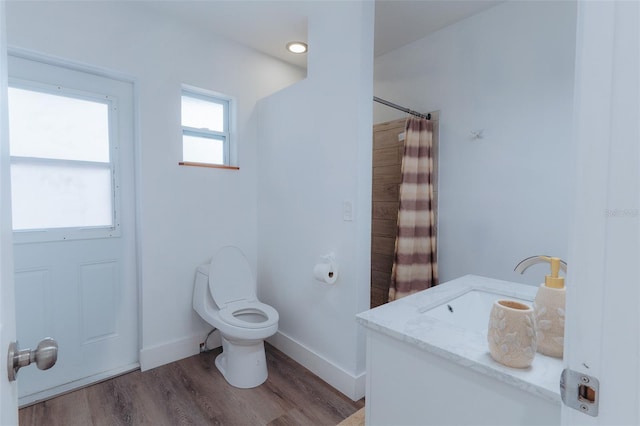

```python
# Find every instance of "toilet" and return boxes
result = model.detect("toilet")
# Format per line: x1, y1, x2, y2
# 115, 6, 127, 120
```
193, 246, 279, 388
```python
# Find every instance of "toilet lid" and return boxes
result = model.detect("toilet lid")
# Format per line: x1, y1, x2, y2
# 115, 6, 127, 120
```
208, 246, 256, 307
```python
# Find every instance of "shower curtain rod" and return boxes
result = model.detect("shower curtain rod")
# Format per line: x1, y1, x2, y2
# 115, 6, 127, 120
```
373, 96, 431, 120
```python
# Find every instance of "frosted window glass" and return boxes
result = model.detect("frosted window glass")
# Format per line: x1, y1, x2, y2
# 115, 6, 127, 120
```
183, 135, 224, 165
181, 95, 225, 132
8, 87, 110, 162
11, 162, 113, 230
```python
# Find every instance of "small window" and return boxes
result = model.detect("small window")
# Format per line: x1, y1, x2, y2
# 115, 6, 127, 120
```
181, 87, 232, 166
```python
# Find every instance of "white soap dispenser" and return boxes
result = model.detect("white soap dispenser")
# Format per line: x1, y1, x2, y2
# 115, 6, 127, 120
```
514, 255, 566, 358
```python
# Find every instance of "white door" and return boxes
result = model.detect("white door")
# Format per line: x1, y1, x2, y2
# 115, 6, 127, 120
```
563, 1, 640, 425
7, 54, 138, 406
0, 2, 19, 424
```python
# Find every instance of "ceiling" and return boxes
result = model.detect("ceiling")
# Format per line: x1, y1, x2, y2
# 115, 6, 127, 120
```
142, 0, 502, 69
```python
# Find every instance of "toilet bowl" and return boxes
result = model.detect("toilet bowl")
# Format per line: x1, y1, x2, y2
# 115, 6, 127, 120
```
193, 246, 279, 388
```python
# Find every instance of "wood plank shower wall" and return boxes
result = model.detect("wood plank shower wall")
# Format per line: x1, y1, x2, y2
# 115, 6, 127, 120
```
371, 119, 405, 308
370, 116, 438, 308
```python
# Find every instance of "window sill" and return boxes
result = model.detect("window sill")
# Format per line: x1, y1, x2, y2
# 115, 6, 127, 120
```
178, 161, 239, 170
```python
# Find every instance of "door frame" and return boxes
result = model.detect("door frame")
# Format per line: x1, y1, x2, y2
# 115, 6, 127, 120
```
563, 1, 640, 425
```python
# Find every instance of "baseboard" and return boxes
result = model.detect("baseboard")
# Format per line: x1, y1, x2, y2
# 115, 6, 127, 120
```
267, 331, 366, 401
140, 332, 220, 371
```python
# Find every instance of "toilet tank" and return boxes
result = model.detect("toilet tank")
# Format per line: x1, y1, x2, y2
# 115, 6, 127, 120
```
193, 264, 212, 316
196, 264, 208, 278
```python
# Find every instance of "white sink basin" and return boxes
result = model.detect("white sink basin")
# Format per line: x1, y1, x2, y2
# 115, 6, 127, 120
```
420, 289, 532, 332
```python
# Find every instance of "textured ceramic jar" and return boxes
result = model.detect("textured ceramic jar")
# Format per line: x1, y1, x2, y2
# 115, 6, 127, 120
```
487, 300, 537, 368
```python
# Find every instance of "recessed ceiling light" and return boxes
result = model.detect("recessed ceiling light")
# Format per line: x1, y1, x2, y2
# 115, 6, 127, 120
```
286, 41, 308, 54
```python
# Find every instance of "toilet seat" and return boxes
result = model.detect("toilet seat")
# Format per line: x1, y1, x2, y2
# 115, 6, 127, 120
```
219, 300, 279, 329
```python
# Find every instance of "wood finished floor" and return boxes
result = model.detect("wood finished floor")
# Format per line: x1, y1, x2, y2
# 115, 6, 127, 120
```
19, 343, 364, 426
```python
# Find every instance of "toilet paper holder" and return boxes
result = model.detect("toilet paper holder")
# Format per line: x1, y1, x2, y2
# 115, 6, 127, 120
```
314, 253, 338, 284
321, 253, 336, 278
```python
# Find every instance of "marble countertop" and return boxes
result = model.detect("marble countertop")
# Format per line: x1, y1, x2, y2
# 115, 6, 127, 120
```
356, 274, 564, 404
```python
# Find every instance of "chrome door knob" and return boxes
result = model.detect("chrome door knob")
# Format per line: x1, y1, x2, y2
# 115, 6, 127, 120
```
33, 338, 58, 370
7, 337, 58, 382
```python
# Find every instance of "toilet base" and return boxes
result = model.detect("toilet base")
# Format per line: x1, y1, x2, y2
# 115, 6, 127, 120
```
215, 336, 268, 388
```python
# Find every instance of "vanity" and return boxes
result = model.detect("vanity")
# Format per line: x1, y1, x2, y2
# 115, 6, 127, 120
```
357, 275, 562, 426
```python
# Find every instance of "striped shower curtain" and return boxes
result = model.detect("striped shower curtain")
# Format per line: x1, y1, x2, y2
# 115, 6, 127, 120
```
388, 116, 437, 301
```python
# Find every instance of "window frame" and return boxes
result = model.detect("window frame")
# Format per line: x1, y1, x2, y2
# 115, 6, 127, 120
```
180, 85, 234, 167
8, 78, 122, 243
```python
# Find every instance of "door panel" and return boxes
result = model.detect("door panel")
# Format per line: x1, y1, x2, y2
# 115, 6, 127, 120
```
8, 54, 138, 406
0, 2, 19, 422
563, 2, 640, 424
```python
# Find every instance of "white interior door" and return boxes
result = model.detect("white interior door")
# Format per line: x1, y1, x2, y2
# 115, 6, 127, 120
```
0, 3, 19, 424
8, 53, 139, 406
564, 1, 640, 425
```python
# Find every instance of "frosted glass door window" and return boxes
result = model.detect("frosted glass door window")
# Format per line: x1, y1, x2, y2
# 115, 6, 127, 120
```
9, 88, 110, 162
11, 162, 113, 230
8, 85, 116, 235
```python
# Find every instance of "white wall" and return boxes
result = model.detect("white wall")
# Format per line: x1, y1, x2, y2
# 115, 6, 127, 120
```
374, 1, 577, 286
6, 1, 304, 369
257, 1, 373, 400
